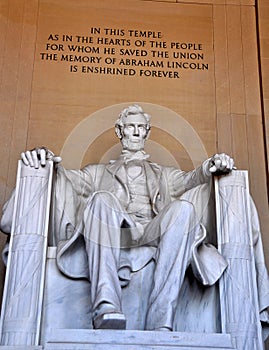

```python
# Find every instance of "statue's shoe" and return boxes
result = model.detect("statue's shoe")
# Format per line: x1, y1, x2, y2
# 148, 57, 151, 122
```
154, 327, 172, 331
93, 312, 126, 329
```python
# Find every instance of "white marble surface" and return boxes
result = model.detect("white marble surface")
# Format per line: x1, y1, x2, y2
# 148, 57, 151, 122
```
0, 161, 53, 347
44, 329, 235, 350
1, 105, 268, 349
215, 171, 265, 350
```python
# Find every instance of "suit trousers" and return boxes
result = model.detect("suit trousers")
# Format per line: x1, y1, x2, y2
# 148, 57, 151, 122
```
82, 191, 201, 330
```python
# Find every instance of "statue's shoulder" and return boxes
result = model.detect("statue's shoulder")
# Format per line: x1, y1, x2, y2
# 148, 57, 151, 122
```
82, 163, 106, 176
83, 163, 106, 170
147, 160, 163, 170
148, 162, 179, 175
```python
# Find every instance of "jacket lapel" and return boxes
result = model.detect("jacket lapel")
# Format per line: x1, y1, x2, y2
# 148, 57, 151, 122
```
106, 160, 127, 185
104, 160, 130, 204
143, 161, 163, 213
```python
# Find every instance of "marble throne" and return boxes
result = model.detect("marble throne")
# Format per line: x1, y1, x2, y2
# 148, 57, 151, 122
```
0, 160, 268, 350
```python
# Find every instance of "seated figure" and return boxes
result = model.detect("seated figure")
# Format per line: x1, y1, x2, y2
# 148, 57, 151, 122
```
7, 104, 269, 336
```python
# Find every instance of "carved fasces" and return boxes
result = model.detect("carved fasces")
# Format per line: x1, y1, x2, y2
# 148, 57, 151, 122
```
0, 161, 53, 346
215, 171, 264, 350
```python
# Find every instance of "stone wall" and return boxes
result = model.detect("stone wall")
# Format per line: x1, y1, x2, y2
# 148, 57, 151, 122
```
0, 0, 268, 308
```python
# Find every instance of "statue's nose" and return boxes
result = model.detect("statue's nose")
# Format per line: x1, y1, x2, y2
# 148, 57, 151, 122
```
133, 125, 139, 136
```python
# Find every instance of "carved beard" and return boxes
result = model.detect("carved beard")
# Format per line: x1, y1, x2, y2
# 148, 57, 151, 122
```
121, 137, 146, 152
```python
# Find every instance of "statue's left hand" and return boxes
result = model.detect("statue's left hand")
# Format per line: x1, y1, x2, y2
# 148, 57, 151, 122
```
208, 153, 235, 175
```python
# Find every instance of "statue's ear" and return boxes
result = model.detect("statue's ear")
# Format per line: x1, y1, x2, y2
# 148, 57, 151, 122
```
115, 125, 122, 139
145, 127, 151, 140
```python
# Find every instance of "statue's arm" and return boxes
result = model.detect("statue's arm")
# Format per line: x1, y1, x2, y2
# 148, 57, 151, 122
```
0, 191, 15, 234
169, 153, 234, 197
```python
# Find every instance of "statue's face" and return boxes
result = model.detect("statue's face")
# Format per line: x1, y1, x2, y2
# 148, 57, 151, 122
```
121, 114, 149, 152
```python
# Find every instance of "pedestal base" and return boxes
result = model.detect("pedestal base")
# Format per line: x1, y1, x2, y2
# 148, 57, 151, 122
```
43, 329, 236, 350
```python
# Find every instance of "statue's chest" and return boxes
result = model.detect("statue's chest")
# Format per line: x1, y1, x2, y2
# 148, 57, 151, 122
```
126, 164, 143, 179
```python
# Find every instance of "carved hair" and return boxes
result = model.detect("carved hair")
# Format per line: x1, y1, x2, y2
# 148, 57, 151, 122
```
115, 104, 151, 139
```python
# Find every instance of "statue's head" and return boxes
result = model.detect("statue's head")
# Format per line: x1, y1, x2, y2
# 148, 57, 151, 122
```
115, 104, 151, 152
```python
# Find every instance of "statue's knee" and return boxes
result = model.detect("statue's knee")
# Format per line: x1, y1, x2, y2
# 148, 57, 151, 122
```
167, 200, 194, 214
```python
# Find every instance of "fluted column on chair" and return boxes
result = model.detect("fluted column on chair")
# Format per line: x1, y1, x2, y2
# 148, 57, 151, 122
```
215, 171, 264, 350
0, 161, 53, 346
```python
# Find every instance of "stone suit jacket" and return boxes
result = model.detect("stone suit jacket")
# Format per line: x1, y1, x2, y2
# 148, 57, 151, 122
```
54, 159, 227, 286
